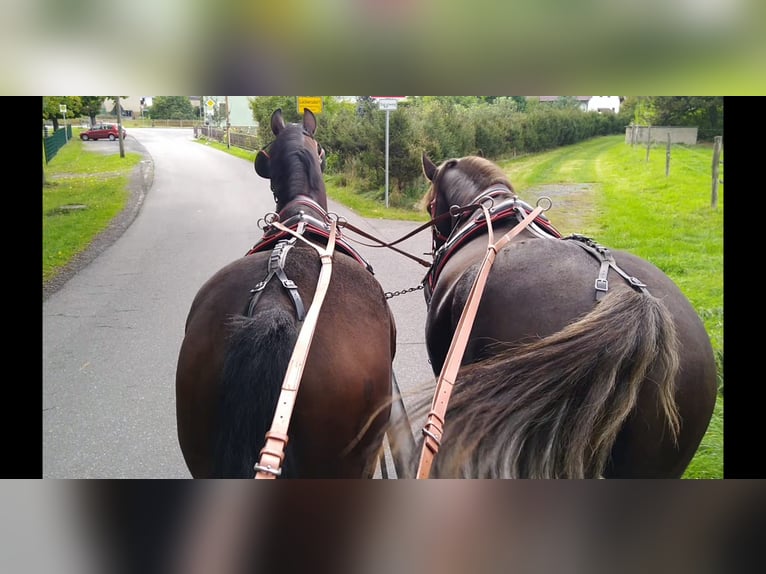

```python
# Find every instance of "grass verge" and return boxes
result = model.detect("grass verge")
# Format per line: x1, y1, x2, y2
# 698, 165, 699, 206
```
43, 137, 142, 283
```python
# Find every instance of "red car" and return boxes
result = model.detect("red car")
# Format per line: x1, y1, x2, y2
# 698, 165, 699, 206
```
80, 124, 127, 141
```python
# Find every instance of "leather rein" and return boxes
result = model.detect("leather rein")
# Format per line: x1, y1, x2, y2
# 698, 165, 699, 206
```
253, 213, 339, 479
416, 193, 549, 479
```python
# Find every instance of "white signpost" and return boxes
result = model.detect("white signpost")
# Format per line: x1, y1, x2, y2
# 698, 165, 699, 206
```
377, 99, 399, 111
60, 104, 68, 142
373, 97, 405, 208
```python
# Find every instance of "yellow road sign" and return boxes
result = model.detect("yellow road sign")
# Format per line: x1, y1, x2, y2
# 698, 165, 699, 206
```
297, 97, 322, 114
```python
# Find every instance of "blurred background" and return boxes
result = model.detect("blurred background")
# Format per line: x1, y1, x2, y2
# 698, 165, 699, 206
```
4, 0, 765, 93
1, 480, 763, 574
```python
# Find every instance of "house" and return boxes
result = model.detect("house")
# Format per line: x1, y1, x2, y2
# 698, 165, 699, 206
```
538, 96, 621, 114
586, 96, 621, 114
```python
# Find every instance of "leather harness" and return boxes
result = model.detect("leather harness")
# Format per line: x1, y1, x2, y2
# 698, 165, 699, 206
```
245, 199, 375, 324
253, 215, 339, 479
416, 187, 653, 478
241, 198, 374, 479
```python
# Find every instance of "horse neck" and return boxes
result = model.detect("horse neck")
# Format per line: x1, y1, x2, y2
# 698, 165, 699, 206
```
278, 194, 328, 222
273, 168, 328, 215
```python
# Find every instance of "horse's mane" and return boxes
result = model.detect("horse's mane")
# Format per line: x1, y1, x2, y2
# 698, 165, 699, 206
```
424, 156, 515, 213
269, 124, 327, 208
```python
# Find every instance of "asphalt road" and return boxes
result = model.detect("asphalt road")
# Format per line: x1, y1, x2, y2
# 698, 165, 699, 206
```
42, 128, 435, 478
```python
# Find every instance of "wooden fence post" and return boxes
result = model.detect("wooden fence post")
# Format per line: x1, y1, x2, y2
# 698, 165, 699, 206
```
665, 133, 671, 176
711, 136, 722, 209
645, 126, 651, 162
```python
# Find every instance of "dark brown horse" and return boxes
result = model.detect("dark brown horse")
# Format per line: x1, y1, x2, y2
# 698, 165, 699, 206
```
175, 109, 396, 478
405, 153, 717, 478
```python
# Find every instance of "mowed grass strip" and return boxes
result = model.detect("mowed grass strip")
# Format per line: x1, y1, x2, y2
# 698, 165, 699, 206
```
43, 138, 142, 282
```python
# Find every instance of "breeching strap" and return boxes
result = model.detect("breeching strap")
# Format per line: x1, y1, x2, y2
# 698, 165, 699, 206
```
254, 217, 338, 479
416, 203, 544, 479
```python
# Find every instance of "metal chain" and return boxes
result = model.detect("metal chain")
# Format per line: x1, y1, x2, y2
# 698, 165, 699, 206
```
385, 284, 425, 299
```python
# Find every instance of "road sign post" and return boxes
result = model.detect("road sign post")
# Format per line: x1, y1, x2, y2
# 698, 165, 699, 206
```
385, 109, 390, 208
60, 104, 68, 142
374, 99, 402, 208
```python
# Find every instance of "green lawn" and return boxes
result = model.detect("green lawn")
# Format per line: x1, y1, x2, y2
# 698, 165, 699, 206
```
42, 134, 142, 282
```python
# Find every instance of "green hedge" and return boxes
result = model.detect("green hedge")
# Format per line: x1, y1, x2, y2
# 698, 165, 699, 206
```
251, 98, 630, 208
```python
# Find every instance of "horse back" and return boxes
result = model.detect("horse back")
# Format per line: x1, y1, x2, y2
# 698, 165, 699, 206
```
425, 233, 717, 477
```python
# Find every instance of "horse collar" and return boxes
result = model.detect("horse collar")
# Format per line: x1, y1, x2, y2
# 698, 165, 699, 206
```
424, 194, 562, 303
246, 208, 375, 274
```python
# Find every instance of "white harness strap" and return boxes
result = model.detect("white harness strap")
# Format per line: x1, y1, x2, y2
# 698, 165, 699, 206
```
254, 218, 338, 479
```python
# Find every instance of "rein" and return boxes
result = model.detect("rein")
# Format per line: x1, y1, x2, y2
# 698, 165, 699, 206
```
253, 216, 338, 479
337, 205, 487, 269
416, 200, 547, 479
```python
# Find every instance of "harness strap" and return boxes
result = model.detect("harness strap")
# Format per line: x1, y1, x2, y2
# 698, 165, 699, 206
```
416, 203, 545, 479
565, 234, 650, 300
254, 218, 338, 479
247, 227, 307, 322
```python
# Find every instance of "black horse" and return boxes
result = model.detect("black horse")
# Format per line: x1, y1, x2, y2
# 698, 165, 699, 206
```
175, 109, 396, 478
405, 153, 717, 478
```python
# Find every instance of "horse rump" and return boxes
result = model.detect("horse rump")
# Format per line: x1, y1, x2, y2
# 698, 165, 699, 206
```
413, 285, 681, 478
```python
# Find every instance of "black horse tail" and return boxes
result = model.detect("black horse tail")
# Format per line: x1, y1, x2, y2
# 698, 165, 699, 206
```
213, 308, 298, 478
417, 286, 681, 478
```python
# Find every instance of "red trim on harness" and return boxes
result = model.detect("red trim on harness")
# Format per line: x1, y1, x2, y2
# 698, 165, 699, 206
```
246, 224, 373, 272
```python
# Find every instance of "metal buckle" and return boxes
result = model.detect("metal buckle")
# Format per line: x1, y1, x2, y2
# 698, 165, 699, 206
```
595, 278, 608, 292
253, 463, 282, 477
421, 428, 442, 447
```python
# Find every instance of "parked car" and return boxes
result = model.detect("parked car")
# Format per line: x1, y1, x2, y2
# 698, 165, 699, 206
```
80, 124, 127, 141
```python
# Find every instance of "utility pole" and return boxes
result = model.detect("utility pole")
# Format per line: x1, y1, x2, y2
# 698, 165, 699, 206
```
225, 96, 231, 148
116, 97, 125, 158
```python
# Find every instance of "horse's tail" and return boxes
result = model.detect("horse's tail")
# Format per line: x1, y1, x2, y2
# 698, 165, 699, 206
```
213, 308, 298, 478
424, 286, 681, 478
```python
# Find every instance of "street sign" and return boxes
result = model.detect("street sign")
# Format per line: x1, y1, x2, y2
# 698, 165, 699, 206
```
206, 98, 215, 108
59, 104, 67, 113
298, 97, 323, 114
378, 99, 398, 111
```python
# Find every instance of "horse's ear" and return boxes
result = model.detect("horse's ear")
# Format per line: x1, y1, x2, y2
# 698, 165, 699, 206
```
422, 152, 438, 182
477, 148, 484, 158
302, 108, 317, 137
271, 108, 285, 136
254, 150, 270, 179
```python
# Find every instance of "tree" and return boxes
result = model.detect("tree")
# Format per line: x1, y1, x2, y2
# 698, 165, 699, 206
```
148, 96, 197, 120
552, 96, 583, 110
80, 97, 107, 126
249, 96, 300, 141
42, 96, 82, 131
648, 97, 723, 139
